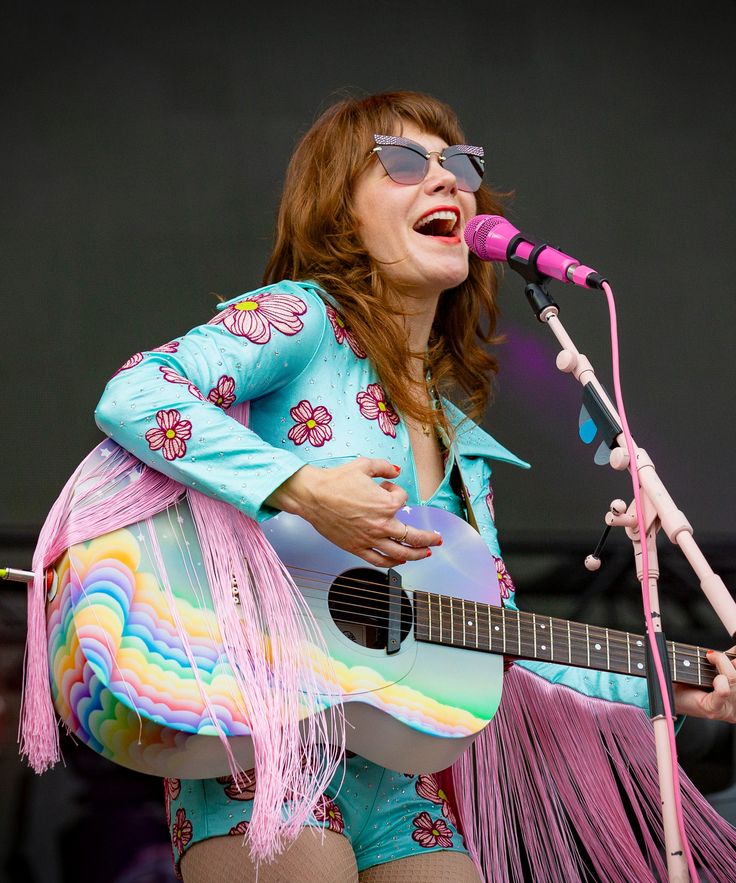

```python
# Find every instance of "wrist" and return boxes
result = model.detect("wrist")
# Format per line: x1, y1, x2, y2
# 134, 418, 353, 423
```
265, 464, 320, 516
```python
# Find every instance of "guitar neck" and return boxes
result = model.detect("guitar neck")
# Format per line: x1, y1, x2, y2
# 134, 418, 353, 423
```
413, 591, 721, 687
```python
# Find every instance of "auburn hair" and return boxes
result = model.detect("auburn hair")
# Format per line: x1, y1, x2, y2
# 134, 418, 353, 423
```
263, 91, 506, 428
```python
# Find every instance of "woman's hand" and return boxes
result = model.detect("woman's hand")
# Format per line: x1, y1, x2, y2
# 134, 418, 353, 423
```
674, 647, 736, 723
265, 458, 442, 567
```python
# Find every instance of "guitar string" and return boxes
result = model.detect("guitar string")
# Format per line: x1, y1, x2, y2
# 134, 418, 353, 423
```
276, 566, 730, 668
259, 583, 721, 682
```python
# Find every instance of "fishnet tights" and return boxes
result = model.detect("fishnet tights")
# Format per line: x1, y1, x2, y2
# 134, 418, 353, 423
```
180, 828, 482, 882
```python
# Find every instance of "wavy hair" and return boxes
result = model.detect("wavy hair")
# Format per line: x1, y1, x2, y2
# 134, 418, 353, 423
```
263, 91, 505, 427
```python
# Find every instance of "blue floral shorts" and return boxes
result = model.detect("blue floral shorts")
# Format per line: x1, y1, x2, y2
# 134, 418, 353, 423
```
165, 756, 469, 875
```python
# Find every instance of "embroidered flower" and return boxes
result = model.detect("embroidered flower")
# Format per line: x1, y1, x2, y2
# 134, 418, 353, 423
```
113, 341, 179, 377
113, 352, 143, 376
207, 375, 236, 410
356, 383, 400, 438
145, 409, 192, 461
326, 304, 366, 358
217, 769, 257, 801
159, 366, 207, 402
229, 820, 249, 836
494, 555, 515, 600
313, 796, 345, 834
171, 807, 193, 854
415, 775, 457, 827
287, 400, 333, 447
166, 778, 182, 801
211, 292, 307, 344
411, 811, 453, 849
486, 483, 495, 522
153, 341, 180, 354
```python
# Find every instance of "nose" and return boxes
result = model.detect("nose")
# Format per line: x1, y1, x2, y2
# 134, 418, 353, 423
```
424, 152, 458, 194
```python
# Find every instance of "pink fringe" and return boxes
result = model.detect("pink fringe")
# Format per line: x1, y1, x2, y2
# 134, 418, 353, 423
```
21, 402, 344, 864
20, 443, 183, 772
449, 665, 736, 882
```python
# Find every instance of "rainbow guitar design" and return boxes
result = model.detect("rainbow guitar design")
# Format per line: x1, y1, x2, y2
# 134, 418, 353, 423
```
46, 501, 720, 779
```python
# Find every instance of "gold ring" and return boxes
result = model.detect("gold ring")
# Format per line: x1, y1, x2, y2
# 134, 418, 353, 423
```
392, 524, 409, 544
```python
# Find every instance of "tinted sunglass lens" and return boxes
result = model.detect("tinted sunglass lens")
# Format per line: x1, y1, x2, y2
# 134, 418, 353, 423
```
377, 145, 427, 185
444, 154, 484, 192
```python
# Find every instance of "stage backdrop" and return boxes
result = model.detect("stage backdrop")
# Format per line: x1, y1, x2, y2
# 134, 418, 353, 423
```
2, 2, 735, 550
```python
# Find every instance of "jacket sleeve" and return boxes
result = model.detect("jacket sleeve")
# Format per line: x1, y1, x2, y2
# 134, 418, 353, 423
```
95, 281, 327, 522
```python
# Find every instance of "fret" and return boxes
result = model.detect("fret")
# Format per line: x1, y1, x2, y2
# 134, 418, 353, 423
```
487, 602, 492, 653
502, 607, 507, 653
517, 609, 521, 656
426, 592, 432, 642
461, 599, 466, 647
567, 620, 571, 664
586, 624, 590, 667
532, 612, 537, 658
473, 601, 480, 649
439, 594, 452, 646
697, 645, 703, 686
626, 632, 631, 674
449, 597, 455, 645
672, 642, 676, 681
606, 628, 610, 670
549, 616, 554, 661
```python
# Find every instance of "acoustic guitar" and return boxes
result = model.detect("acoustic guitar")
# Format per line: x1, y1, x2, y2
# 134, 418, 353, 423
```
46, 500, 718, 778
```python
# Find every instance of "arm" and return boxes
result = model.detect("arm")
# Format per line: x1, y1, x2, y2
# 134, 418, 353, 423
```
96, 281, 440, 564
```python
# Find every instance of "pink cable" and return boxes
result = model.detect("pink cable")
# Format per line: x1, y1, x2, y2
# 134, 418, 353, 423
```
602, 281, 698, 881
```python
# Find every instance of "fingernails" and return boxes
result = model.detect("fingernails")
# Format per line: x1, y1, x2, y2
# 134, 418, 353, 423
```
391, 464, 401, 474
436, 537, 443, 546
426, 549, 432, 558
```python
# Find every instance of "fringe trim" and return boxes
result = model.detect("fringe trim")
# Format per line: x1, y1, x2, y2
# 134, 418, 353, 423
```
450, 666, 736, 882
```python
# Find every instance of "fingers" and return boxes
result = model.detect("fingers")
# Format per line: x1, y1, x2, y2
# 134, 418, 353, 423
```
360, 457, 402, 480
385, 520, 442, 551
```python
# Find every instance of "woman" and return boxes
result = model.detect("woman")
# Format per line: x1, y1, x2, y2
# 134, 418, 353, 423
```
48, 92, 736, 881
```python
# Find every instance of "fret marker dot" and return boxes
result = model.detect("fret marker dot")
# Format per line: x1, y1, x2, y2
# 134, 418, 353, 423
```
683, 660, 690, 667
541, 645, 547, 651
636, 640, 643, 647
540, 624, 546, 629
467, 620, 473, 627
494, 626, 500, 631
637, 663, 644, 669
594, 643, 601, 650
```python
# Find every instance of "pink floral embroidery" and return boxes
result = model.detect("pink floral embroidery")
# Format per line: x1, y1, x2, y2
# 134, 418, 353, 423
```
166, 778, 182, 801
153, 341, 180, 354
411, 811, 453, 849
159, 366, 207, 402
494, 556, 515, 600
211, 292, 307, 344
313, 796, 345, 834
207, 375, 236, 410
216, 769, 257, 801
171, 807, 193, 854
356, 384, 400, 437
113, 352, 143, 376
145, 409, 192, 461
486, 483, 495, 522
415, 775, 457, 827
288, 400, 333, 447
229, 820, 249, 836
326, 304, 366, 358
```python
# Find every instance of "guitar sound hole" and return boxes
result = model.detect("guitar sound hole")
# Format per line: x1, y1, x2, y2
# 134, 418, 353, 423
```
328, 568, 412, 650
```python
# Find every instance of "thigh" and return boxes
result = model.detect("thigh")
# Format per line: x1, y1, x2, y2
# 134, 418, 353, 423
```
359, 851, 482, 882
180, 828, 359, 883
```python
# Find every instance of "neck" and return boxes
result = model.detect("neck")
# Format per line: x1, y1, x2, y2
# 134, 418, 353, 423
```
396, 290, 441, 354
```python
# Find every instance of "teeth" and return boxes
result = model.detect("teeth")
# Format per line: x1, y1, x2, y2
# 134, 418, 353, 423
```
414, 210, 458, 231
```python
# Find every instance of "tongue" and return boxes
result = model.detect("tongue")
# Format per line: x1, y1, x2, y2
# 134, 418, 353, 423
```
418, 218, 455, 237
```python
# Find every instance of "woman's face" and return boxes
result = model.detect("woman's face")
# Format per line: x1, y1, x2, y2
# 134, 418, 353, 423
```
352, 121, 477, 301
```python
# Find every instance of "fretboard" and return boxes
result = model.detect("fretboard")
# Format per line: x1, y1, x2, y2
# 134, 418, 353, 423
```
413, 591, 725, 687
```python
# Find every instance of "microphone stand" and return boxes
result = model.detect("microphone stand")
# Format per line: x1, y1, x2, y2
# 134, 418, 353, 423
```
521, 279, 736, 883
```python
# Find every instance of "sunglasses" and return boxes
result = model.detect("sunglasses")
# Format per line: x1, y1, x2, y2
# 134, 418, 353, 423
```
371, 134, 485, 193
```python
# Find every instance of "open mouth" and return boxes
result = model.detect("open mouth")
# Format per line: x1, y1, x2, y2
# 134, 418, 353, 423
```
413, 208, 460, 238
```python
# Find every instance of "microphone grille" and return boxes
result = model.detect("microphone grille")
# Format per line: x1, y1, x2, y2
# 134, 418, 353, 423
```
465, 214, 505, 260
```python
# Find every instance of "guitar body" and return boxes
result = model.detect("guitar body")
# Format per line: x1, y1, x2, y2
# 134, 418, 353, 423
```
47, 502, 503, 778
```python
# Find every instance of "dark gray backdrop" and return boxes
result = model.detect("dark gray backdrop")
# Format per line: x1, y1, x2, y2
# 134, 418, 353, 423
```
2, 5, 736, 881
3, 1, 735, 546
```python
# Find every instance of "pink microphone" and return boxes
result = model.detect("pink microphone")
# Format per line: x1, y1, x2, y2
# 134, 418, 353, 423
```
464, 215, 607, 290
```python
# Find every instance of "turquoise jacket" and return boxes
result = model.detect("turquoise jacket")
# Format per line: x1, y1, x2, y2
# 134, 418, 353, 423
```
96, 280, 648, 712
